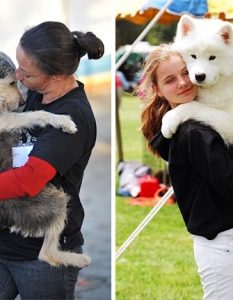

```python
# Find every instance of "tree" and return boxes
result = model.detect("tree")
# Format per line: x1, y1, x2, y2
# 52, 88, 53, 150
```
145, 22, 178, 45
116, 20, 178, 49
116, 20, 178, 81
116, 20, 146, 50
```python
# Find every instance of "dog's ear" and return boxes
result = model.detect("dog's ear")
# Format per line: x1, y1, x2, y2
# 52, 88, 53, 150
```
219, 24, 233, 45
0, 52, 15, 79
175, 14, 196, 42
0, 64, 14, 79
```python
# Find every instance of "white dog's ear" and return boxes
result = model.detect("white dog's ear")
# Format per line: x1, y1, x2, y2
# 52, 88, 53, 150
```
218, 24, 233, 45
175, 14, 195, 41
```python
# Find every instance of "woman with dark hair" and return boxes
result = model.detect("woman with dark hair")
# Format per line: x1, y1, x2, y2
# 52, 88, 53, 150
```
0, 21, 104, 299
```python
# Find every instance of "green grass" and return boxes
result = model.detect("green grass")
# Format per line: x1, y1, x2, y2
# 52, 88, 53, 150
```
116, 93, 203, 299
116, 93, 142, 162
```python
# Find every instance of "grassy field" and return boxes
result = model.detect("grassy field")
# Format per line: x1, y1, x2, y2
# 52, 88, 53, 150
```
115, 93, 203, 300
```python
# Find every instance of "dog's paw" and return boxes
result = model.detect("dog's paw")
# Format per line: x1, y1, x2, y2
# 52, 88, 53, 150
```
77, 254, 91, 268
57, 115, 77, 134
161, 110, 180, 138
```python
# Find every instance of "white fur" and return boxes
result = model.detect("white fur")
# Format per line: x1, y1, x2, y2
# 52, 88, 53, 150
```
161, 14, 233, 146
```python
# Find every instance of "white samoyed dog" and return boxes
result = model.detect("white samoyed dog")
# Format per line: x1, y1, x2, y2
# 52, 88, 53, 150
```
161, 14, 233, 146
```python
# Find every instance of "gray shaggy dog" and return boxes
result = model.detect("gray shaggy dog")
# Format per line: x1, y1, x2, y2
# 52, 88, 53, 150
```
0, 51, 91, 268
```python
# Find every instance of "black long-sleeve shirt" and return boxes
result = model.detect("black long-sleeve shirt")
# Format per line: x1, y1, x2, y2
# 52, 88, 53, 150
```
151, 120, 233, 240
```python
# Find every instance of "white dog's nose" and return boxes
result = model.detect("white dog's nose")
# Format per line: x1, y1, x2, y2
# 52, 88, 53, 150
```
195, 73, 206, 82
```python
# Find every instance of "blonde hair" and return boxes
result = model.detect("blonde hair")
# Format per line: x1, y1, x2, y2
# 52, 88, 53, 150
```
139, 43, 181, 154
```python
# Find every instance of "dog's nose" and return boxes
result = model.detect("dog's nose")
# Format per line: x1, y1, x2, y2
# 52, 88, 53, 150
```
195, 73, 206, 82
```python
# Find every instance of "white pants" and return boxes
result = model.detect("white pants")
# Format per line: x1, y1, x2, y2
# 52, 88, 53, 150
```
193, 229, 233, 300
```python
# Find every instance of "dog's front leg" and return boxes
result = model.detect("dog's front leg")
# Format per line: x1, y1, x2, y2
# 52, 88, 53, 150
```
161, 102, 199, 138
0, 111, 77, 134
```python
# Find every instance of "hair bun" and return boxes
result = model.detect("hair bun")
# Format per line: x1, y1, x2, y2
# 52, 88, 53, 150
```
72, 31, 104, 60
74, 35, 87, 58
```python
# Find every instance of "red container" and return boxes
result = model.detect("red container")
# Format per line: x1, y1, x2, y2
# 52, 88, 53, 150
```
138, 175, 159, 197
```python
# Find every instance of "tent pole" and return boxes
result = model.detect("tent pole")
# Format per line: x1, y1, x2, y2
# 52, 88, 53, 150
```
116, 89, 123, 161
115, 0, 173, 71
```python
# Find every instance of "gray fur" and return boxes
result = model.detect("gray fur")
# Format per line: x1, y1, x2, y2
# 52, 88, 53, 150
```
0, 51, 15, 78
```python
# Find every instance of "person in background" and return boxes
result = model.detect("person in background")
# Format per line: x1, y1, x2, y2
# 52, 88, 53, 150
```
117, 70, 130, 92
116, 70, 131, 108
0, 21, 104, 300
139, 43, 233, 300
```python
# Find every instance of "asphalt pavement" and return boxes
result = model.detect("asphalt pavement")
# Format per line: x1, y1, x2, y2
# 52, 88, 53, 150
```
74, 90, 111, 300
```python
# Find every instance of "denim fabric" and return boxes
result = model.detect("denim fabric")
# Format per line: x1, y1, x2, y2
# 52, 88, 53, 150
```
193, 229, 233, 300
0, 246, 83, 300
